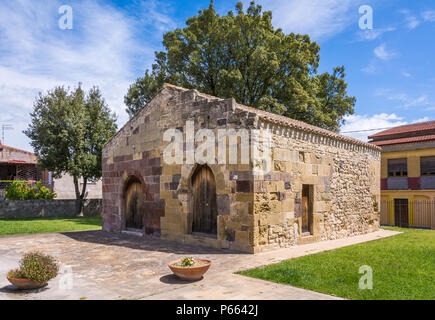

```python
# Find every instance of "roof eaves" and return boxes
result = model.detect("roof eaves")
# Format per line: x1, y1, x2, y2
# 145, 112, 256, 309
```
235, 103, 380, 151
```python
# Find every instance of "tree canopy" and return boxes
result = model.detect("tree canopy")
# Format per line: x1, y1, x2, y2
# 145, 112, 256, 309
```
24, 85, 117, 211
125, 1, 355, 131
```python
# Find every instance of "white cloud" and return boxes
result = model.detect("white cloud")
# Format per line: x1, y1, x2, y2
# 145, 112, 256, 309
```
375, 89, 431, 109
0, 0, 172, 151
342, 113, 433, 142
355, 27, 396, 41
400, 9, 420, 29
412, 117, 430, 124
401, 71, 412, 78
361, 61, 377, 74
403, 95, 429, 108
256, 0, 365, 40
341, 113, 407, 141
374, 44, 396, 60
138, 0, 177, 33
422, 10, 435, 22
405, 16, 420, 29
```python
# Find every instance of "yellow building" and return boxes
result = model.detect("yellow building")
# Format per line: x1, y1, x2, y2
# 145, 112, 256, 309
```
369, 121, 435, 229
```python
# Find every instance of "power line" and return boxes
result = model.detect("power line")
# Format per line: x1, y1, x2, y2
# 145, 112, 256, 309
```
341, 126, 394, 134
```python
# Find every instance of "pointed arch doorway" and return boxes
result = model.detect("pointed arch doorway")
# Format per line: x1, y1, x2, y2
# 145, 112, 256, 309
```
191, 165, 218, 237
125, 177, 144, 231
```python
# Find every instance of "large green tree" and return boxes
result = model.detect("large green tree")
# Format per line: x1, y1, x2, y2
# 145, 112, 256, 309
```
125, 1, 355, 131
25, 85, 117, 213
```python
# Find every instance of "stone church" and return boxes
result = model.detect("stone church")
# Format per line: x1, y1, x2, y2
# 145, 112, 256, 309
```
102, 84, 381, 253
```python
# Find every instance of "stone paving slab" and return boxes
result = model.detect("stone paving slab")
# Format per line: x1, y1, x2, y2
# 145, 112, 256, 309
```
0, 229, 400, 300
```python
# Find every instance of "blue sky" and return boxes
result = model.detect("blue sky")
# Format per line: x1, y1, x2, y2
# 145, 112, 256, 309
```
0, 0, 434, 151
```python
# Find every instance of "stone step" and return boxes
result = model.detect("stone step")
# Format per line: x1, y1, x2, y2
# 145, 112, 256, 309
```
297, 234, 321, 245
122, 229, 143, 237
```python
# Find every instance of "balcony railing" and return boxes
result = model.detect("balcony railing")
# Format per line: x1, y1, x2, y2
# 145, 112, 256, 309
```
380, 200, 435, 229
382, 177, 435, 190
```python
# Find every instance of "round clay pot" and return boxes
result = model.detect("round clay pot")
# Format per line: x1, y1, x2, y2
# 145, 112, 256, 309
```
7, 276, 46, 290
168, 259, 212, 281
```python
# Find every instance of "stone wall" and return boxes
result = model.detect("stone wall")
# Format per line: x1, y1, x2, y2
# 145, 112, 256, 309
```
251, 120, 380, 252
102, 88, 170, 236
102, 85, 256, 252
53, 174, 103, 200
0, 199, 102, 218
82, 199, 103, 217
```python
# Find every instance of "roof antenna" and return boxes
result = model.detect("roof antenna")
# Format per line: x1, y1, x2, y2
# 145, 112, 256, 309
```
1, 124, 14, 145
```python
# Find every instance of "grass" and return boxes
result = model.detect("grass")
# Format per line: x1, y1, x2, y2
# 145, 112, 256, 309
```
0, 216, 102, 236
238, 227, 435, 300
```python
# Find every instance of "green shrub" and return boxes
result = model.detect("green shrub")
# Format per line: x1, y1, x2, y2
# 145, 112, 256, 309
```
7, 268, 26, 279
181, 257, 195, 267
5, 181, 56, 200
4, 181, 28, 200
26, 181, 56, 200
8, 251, 59, 284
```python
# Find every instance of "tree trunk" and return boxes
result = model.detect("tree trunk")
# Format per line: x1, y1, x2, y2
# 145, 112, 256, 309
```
73, 176, 87, 216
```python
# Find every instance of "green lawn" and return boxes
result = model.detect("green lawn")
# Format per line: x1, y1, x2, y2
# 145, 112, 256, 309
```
238, 227, 435, 300
0, 216, 102, 236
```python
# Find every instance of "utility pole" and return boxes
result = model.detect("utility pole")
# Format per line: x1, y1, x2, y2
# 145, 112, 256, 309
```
1, 124, 13, 144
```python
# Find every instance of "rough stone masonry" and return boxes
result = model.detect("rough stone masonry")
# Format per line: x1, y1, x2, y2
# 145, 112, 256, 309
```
102, 84, 381, 253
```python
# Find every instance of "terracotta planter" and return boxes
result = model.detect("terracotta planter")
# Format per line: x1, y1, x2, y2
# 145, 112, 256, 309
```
168, 259, 212, 281
6, 276, 46, 290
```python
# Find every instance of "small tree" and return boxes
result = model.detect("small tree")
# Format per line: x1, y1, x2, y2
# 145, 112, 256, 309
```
24, 85, 117, 214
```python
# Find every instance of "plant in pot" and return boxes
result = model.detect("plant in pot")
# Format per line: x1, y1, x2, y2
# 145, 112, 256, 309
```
7, 251, 59, 290
168, 257, 212, 281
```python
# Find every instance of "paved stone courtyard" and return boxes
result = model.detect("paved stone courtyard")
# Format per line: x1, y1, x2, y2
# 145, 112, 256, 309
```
0, 229, 399, 300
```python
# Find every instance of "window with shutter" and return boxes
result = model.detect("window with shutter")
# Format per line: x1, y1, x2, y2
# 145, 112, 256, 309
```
421, 156, 435, 176
388, 158, 408, 177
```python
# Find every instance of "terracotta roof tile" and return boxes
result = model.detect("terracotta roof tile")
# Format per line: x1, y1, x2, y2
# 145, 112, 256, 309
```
235, 103, 377, 148
370, 134, 435, 146
0, 160, 37, 164
368, 120, 435, 139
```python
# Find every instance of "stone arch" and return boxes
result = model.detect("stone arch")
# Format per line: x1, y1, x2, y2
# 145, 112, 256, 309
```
189, 164, 218, 236
121, 172, 146, 232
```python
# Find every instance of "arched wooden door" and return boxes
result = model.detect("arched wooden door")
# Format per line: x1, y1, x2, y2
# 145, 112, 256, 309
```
125, 179, 144, 230
191, 166, 217, 236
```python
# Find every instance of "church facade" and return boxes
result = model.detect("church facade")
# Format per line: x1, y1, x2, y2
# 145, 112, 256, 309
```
102, 84, 381, 253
